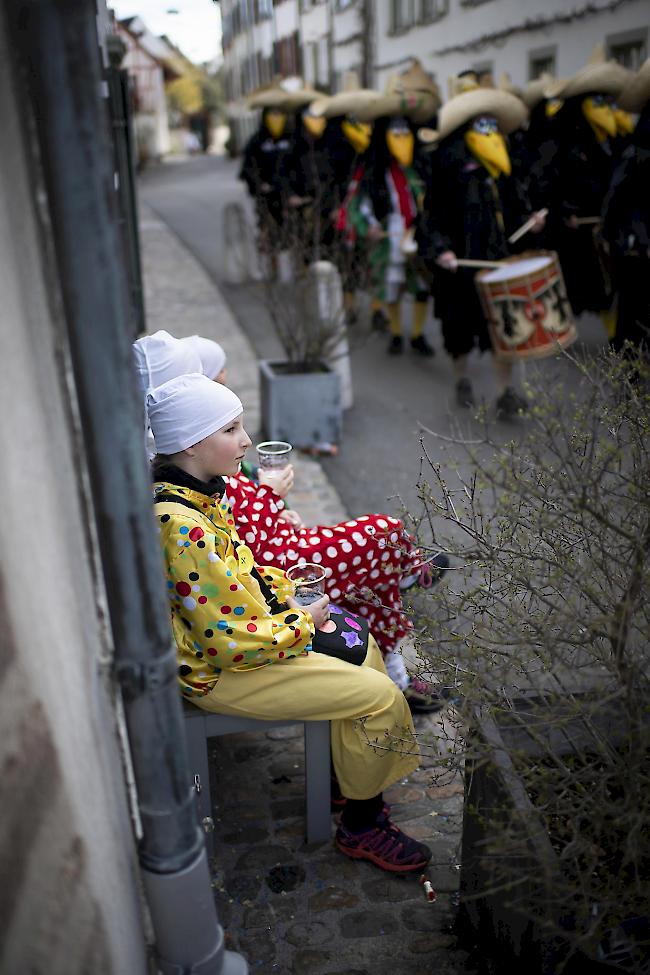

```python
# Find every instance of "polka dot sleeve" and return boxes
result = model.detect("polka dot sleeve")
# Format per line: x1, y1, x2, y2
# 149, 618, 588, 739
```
161, 511, 315, 686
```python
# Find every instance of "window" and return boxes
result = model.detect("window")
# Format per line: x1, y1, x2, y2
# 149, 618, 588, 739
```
419, 0, 448, 22
337, 0, 355, 9
390, 0, 413, 33
529, 47, 556, 80
607, 29, 647, 71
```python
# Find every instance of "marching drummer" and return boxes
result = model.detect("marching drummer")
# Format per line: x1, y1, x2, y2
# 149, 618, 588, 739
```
416, 76, 546, 416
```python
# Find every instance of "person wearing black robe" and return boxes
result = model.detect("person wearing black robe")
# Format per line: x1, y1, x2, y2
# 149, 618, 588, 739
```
416, 85, 544, 415
239, 100, 292, 263
602, 61, 650, 351
545, 58, 630, 329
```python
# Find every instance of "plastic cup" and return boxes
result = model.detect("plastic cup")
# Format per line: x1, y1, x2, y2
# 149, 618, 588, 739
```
286, 563, 326, 606
256, 441, 293, 487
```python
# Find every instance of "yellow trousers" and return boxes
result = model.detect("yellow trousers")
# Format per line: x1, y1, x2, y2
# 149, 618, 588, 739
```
197, 637, 420, 799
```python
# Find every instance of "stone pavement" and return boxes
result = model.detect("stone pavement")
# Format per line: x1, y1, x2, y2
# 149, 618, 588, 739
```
138, 203, 470, 975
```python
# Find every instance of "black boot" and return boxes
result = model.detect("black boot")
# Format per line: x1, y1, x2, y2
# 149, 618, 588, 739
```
410, 335, 435, 357
387, 335, 404, 355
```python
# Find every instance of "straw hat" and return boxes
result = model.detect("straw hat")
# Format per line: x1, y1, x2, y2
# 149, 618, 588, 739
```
545, 45, 632, 100
310, 72, 383, 120
280, 85, 323, 111
419, 86, 528, 147
521, 73, 564, 112
364, 60, 442, 123
247, 78, 321, 111
247, 81, 291, 110
499, 72, 524, 102
618, 58, 650, 112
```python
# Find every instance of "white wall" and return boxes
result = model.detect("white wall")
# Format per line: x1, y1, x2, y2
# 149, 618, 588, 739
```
373, 0, 650, 94
0, 18, 148, 975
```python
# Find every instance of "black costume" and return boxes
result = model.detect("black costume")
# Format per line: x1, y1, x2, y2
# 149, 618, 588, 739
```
550, 96, 617, 317
416, 131, 530, 359
283, 114, 350, 264
239, 108, 291, 245
602, 103, 650, 350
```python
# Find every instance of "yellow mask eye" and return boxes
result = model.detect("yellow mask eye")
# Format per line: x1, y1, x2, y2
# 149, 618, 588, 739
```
265, 110, 287, 139
465, 129, 511, 178
386, 129, 414, 167
581, 96, 617, 141
342, 118, 372, 153
303, 114, 326, 138
545, 98, 563, 118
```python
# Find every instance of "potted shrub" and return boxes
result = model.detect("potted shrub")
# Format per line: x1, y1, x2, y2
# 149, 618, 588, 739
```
257, 220, 355, 448
409, 347, 650, 973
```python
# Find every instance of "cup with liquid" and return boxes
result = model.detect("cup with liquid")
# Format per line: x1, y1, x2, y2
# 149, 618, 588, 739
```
286, 563, 327, 606
256, 440, 293, 487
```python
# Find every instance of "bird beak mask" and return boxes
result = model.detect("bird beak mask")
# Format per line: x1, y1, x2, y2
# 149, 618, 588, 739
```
342, 117, 373, 153
582, 95, 617, 142
386, 119, 414, 167
265, 110, 287, 139
465, 115, 511, 178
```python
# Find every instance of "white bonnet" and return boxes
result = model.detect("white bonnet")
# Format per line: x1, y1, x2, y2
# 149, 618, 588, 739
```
182, 335, 227, 380
132, 330, 202, 397
147, 373, 243, 454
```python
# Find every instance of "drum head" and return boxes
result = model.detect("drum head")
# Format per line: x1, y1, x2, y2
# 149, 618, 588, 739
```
482, 255, 551, 283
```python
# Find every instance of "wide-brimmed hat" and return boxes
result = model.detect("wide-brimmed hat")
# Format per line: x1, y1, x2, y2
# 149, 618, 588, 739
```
618, 58, 650, 112
281, 86, 323, 111
310, 72, 383, 121
519, 73, 560, 110
247, 79, 320, 111
546, 46, 632, 100
419, 87, 528, 147
247, 82, 291, 110
364, 60, 442, 123
499, 72, 524, 102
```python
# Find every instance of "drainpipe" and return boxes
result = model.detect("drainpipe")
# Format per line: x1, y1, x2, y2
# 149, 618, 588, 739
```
7, 2, 247, 973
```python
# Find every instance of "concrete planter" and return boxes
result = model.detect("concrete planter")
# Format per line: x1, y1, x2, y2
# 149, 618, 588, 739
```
259, 359, 342, 449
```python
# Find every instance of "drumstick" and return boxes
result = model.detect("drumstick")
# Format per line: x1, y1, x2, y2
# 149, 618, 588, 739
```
455, 258, 505, 269
508, 208, 549, 245
574, 216, 600, 226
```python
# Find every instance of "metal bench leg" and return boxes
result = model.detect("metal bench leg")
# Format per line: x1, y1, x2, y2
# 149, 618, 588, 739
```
184, 716, 215, 860
303, 721, 332, 844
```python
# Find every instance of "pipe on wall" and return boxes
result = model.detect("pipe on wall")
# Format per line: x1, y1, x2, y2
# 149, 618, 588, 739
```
6, 1, 246, 972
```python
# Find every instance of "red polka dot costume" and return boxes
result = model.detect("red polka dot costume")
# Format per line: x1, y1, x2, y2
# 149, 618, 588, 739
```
224, 473, 423, 653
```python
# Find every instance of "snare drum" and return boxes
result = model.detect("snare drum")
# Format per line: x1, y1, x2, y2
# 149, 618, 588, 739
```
476, 251, 577, 361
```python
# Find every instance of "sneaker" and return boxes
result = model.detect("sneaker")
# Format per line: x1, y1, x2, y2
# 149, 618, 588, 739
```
403, 677, 447, 714
336, 812, 432, 873
371, 308, 389, 332
410, 335, 435, 357
456, 377, 475, 408
387, 335, 404, 355
496, 386, 528, 418
399, 553, 450, 591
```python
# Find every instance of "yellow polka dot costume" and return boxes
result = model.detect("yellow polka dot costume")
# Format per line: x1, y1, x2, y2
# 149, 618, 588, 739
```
155, 481, 315, 696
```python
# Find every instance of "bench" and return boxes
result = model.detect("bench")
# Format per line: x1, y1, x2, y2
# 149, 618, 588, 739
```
183, 702, 332, 857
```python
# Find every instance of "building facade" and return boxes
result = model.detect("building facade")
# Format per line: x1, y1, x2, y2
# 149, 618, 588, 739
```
218, 0, 650, 148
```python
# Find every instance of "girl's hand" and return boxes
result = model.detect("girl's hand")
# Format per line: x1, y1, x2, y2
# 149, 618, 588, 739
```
278, 509, 303, 528
258, 464, 294, 498
286, 594, 330, 629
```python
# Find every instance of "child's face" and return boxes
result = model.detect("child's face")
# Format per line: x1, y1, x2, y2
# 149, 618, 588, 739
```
191, 415, 251, 477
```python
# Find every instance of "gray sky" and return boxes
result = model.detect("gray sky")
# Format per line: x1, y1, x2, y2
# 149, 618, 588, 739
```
111, 0, 222, 65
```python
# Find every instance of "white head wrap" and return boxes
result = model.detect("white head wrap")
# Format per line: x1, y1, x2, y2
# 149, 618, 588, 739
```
182, 335, 227, 380
132, 330, 202, 398
147, 373, 244, 455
